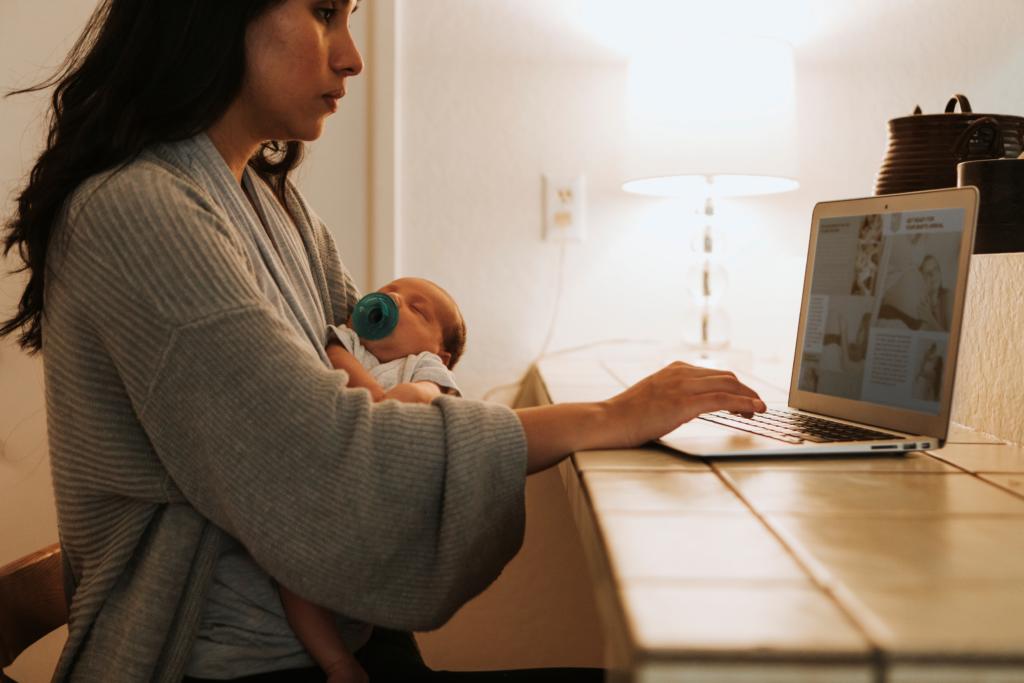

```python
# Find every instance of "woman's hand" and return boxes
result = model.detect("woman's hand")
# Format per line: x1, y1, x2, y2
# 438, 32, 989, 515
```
516, 361, 766, 473
601, 361, 766, 449
383, 381, 442, 404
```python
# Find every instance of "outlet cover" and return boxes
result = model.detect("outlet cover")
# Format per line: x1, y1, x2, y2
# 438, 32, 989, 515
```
543, 175, 586, 242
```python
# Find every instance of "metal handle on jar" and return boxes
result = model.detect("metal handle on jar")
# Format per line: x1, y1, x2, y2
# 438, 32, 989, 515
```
952, 116, 1004, 162
945, 94, 973, 114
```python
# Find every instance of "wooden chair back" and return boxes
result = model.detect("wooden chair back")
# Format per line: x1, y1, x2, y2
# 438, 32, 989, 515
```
0, 544, 67, 681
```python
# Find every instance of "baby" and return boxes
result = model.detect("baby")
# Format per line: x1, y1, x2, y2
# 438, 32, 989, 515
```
279, 276, 466, 683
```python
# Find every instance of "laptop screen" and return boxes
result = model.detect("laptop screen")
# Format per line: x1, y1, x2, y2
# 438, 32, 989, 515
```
795, 208, 965, 416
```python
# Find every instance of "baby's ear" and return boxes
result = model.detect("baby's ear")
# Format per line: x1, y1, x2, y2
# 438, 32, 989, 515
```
439, 350, 452, 368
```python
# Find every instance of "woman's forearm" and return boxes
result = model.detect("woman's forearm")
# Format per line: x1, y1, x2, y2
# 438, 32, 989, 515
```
515, 402, 615, 474
514, 361, 766, 475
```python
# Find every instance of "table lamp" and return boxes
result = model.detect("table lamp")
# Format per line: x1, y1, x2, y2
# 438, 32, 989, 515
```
622, 36, 800, 353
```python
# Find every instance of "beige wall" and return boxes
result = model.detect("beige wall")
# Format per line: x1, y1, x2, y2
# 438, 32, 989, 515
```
3, 0, 1024, 679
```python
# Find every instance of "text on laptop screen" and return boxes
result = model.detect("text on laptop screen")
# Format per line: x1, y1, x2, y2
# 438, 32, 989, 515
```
797, 208, 964, 415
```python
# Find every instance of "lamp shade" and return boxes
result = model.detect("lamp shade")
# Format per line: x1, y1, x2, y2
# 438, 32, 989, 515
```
623, 36, 799, 198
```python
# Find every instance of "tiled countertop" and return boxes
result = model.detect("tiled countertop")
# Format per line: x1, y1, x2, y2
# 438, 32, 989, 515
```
519, 348, 1024, 683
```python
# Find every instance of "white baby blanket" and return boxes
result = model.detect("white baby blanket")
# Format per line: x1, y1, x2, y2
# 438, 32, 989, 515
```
327, 324, 461, 395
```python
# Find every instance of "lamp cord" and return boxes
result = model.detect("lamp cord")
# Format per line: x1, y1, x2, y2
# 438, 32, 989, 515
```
481, 240, 567, 403
536, 239, 568, 361
481, 240, 660, 403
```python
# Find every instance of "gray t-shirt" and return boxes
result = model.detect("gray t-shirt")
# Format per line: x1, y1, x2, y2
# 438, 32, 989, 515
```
185, 539, 371, 678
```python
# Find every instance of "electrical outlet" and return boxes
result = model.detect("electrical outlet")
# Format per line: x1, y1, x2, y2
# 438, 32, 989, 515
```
543, 175, 586, 242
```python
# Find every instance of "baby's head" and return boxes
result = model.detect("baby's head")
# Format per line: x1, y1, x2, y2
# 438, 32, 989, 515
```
355, 277, 466, 369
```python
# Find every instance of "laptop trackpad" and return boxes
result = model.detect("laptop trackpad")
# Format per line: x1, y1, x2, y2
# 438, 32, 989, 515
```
663, 418, 737, 439
659, 418, 781, 454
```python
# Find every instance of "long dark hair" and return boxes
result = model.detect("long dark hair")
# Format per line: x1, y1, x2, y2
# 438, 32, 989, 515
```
2, 0, 301, 353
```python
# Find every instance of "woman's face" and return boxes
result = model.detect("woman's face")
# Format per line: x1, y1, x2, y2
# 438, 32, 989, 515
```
240, 0, 363, 142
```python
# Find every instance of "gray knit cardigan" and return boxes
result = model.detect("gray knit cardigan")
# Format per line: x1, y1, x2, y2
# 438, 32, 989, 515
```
42, 134, 528, 681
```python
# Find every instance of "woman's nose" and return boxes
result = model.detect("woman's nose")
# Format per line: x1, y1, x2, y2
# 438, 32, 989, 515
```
330, 27, 364, 78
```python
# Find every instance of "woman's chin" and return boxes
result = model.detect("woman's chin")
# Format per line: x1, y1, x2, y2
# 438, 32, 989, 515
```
278, 119, 326, 143
303, 119, 328, 141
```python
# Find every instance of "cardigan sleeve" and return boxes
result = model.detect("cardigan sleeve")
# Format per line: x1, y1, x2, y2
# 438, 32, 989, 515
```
59, 162, 528, 630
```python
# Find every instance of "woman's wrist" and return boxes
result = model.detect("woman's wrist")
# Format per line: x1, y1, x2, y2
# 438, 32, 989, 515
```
583, 400, 626, 450
515, 401, 614, 474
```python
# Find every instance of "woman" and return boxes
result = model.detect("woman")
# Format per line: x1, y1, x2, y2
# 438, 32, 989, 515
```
1, 1, 765, 681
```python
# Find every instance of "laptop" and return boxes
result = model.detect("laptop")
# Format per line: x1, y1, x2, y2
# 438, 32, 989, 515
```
658, 186, 979, 457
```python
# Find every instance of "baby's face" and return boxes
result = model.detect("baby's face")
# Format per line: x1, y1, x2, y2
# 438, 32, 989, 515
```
358, 277, 459, 365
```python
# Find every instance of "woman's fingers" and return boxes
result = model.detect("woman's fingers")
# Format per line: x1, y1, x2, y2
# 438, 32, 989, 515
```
656, 363, 764, 405
602, 361, 768, 448
686, 392, 765, 418
663, 361, 735, 379
662, 362, 754, 392
674, 374, 762, 400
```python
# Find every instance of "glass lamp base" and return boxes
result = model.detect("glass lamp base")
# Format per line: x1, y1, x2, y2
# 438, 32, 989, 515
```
683, 307, 731, 354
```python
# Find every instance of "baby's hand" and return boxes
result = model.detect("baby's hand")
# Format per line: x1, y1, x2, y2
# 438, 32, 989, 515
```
324, 652, 368, 683
383, 381, 442, 404
325, 662, 368, 683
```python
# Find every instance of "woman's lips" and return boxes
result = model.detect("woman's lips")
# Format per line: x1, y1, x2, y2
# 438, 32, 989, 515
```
322, 90, 343, 112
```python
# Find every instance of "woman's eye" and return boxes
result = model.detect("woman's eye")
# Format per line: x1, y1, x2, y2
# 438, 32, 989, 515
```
316, 7, 336, 23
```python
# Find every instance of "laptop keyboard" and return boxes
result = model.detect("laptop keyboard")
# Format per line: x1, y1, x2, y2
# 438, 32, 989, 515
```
700, 408, 901, 445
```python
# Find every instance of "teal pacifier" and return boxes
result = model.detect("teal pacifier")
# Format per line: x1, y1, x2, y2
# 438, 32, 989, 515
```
351, 292, 399, 340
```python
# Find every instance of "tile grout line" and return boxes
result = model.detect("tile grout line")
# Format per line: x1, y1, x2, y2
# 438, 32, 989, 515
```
975, 473, 1024, 502
927, 449, 1024, 501
708, 463, 889, 683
